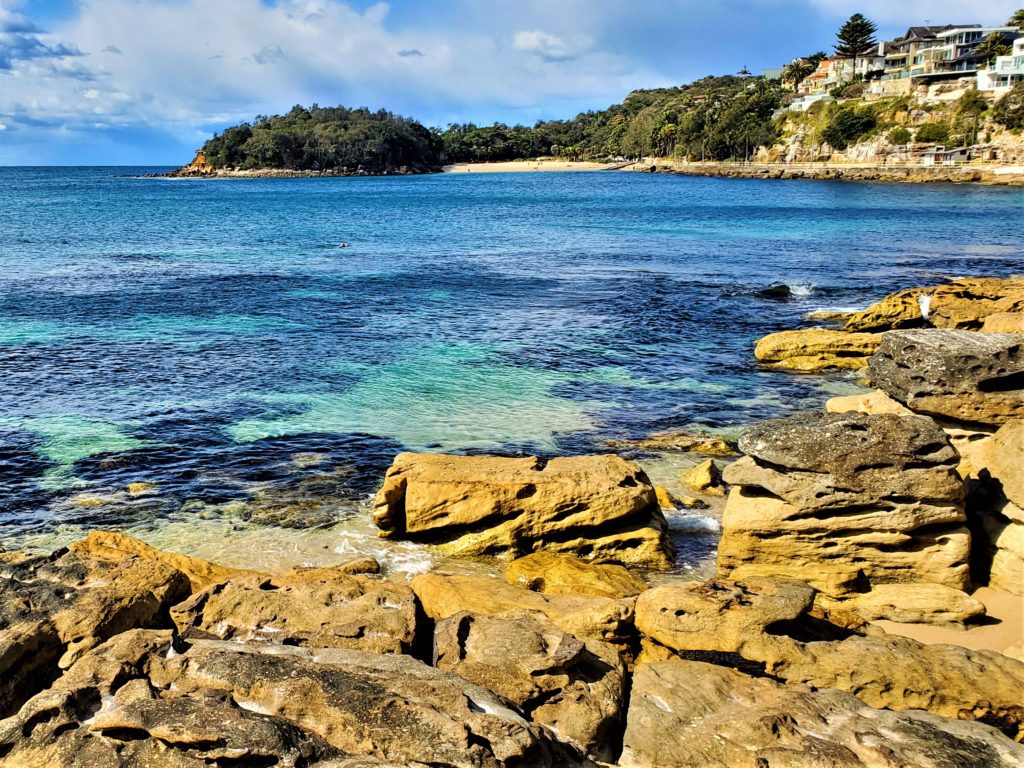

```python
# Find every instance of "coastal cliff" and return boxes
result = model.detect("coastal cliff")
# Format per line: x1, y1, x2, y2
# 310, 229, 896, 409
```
2, 276, 1023, 767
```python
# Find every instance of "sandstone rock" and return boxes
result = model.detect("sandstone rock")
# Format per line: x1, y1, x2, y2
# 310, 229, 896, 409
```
842, 582, 986, 626
753, 328, 882, 371
412, 572, 635, 646
170, 565, 417, 653
978, 419, 1024, 508
606, 430, 736, 456
928, 276, 1024, 330
634, 577, 816, 662
0, 549, 189, 718
148, 640, 586, 767
843, 286, 928, 332
505, 552, 646, 599
372, 453, 672, 567
632, 576, 1024, 740
1006, 641, 1024, 663
806, 308, 854, 323
868, 330, 1024, 426
976, 509, 1024, 595
434, 612, 624, 760
825, 388, 913, 416
654, 485, 677, 509
70, 530, 254, 590
718, 411, 970, 597
984, 312, 1024, 333
682, 458, 724, 496
0, 629, 487, 768
620, 660, 1024, 768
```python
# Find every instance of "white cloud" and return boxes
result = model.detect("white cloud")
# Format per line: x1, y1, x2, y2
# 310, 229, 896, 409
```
0, 0, 658, 148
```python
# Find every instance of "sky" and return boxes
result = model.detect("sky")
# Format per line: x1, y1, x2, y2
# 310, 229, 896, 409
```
1, 0, 1022, 165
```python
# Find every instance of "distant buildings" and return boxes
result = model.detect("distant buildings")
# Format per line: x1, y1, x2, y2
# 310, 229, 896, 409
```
785, 22, 1022, 100
977, 37, 1024, 94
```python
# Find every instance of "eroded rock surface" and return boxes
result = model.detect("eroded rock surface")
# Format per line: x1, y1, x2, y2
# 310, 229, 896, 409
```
504, 552, 647, 599
717, 411, 970, 598
0, 548, 190, 718
620, 660, 1024, 768
868, 330, 1024, 426
372, 453, 672, 567
434, 611, 625, 760
412, 572, 635, 646
634, 576, 1024, 740
170, 565, 418, 653
754, 328, 882, 371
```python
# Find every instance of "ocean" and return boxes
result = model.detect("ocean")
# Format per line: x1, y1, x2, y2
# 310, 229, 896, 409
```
2, 166, 1022, 572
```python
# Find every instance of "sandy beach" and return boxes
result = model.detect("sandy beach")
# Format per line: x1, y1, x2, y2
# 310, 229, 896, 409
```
443, 159, 612, 173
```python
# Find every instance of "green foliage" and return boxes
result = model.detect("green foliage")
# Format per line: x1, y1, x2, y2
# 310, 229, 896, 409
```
1009, 9, 1024, 29
975, 33, 1013, 67
993, 82, 1024, 130
888, 127, 912, 145
915, 122, 950, 144
200, 104, 444, 172
820, 105, 877, 149
782, 58, 815, 88
831, 81, 866, 100
835, 14, 878, 57
441, 76, 784, 163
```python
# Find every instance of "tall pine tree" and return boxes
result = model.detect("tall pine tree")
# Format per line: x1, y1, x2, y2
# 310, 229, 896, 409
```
835, 13, 878, 85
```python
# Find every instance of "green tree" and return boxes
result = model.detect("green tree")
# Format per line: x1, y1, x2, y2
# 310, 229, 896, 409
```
888, 127, 912, 145
915, 122, 950, 144
993, 81, 1024, 130
975, 33, 1012, 67
821, 105, 877, 149
835, 13, 878, 84
1008, 9, 1024, 29
782, 58, 815, 88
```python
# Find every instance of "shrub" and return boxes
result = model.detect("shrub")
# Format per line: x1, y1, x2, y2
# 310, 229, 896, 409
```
888, 127, 912, 145
915, 122, 950, 144
820, 106, 877, 149
993, 82, 1024, 130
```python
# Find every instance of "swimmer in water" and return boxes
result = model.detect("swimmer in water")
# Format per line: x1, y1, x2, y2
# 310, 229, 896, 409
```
338, 242, 349, 248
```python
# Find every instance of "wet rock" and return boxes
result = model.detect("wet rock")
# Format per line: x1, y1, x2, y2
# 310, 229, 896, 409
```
632, 576, 1024, 740
0, 549, 190, 718
372, 453, 672, 567
620, 660, 1024, 768
754, 328, 883, 371
505, 552, 647, 599
148, 640, 588, 767
606, 430, 736, 456
682, 459, 724, 496
868, 330, 1024, 427
69, 530, 254, 590
718, 411, 970, 598
843, 286, 929, 332
434, 612, 625, 760
412, 572, 635, 646
170, 565, 417, 653
654, 485, 677, 509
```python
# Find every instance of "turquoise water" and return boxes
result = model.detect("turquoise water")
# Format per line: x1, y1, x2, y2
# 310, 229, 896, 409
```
1, 167, 1022, 562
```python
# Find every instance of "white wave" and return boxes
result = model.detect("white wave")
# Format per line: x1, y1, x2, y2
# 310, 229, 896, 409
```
789, 282, 815, 297
668, 513, 721, 534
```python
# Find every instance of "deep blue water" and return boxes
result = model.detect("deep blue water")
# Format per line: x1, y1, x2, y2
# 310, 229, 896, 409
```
1, 166, 1022, 551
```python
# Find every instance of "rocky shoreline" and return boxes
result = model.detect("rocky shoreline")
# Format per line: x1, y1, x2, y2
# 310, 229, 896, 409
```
641, 162, 1024, 186
2, 276, 1023, 767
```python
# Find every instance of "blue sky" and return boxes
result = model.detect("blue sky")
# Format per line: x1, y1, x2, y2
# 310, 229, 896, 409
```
2, 0, 1022, 165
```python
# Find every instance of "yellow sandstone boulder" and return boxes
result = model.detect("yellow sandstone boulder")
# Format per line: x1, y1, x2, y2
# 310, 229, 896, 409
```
754, 328, 882, 371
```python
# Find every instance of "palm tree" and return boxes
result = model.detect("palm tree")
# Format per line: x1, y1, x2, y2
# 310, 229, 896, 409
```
782, 59, 816, 89
976, 33, 1013, 68
1008, 9, 1024, 29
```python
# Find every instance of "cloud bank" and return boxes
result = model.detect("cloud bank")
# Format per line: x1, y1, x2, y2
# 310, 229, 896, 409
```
1, 0, 1020, 164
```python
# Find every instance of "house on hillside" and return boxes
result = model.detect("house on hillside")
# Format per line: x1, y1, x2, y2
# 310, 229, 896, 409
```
977, 36, 1024, 94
